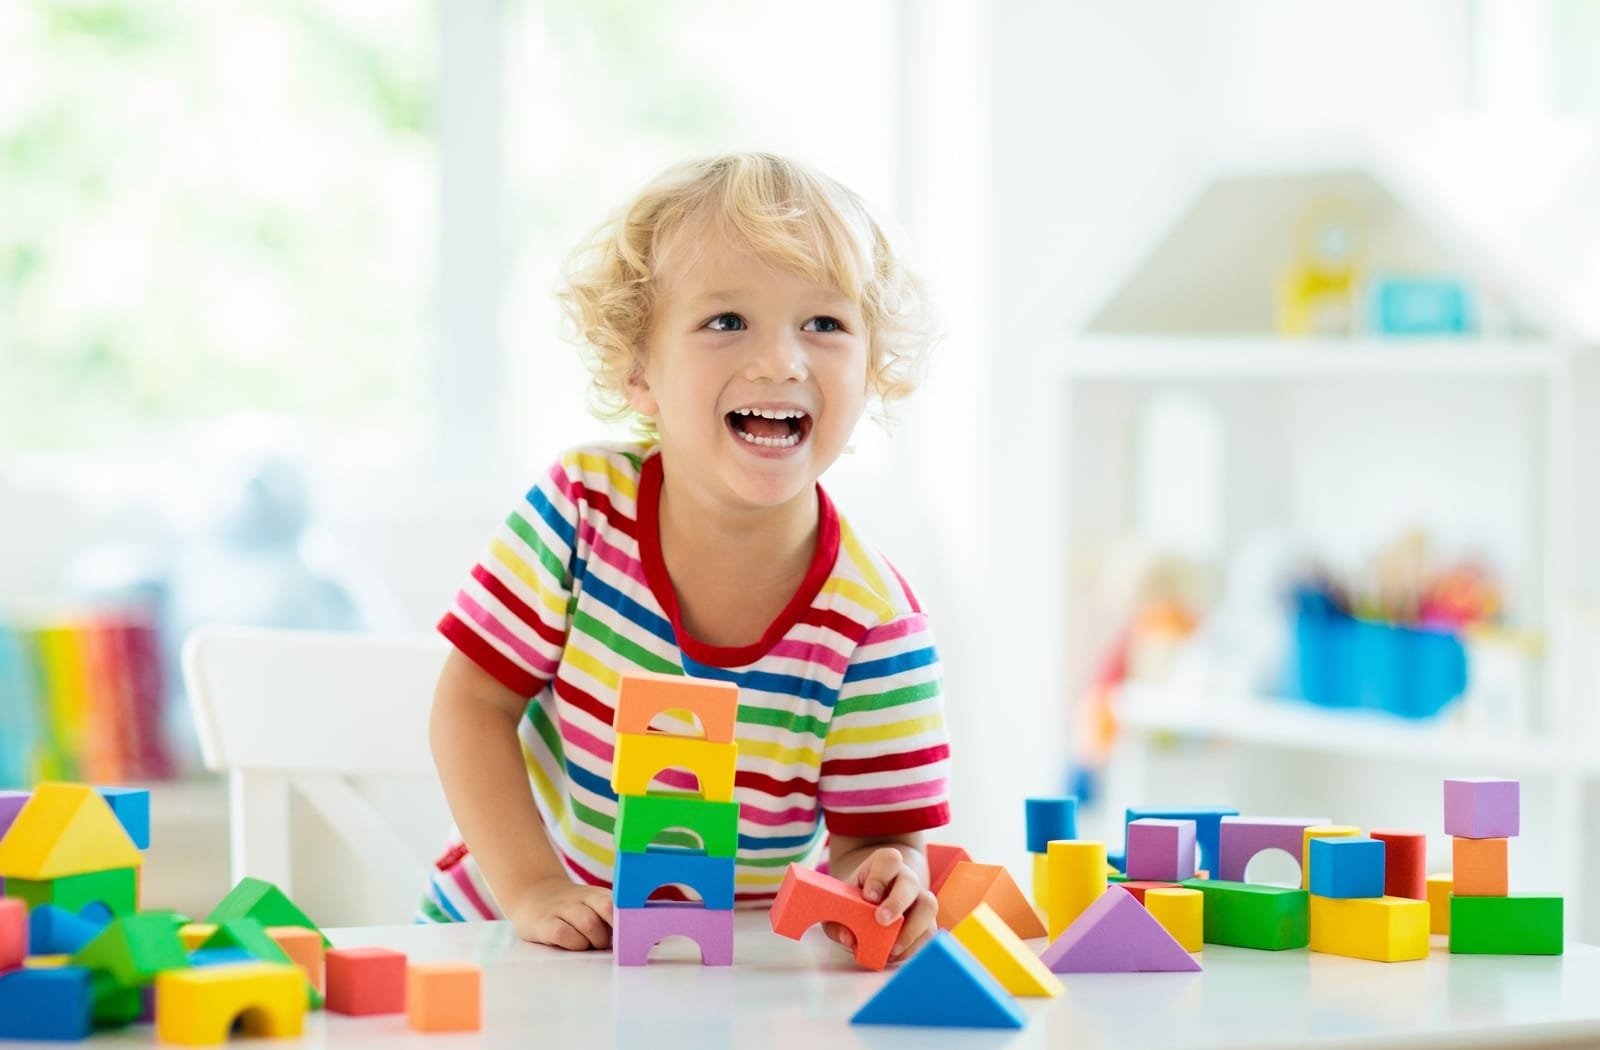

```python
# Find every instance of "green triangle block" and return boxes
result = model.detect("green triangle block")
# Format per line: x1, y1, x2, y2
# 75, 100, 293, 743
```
205, 877, 329, 946
199, 919, 292, 965
72, 914, 192, 1026
851, 931, 1027, 1029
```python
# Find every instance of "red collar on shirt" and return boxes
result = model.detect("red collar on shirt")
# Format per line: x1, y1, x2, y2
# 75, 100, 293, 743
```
636, 449, 840, 667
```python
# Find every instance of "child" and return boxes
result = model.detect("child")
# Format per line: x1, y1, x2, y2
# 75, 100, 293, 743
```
423, 152, 951, 964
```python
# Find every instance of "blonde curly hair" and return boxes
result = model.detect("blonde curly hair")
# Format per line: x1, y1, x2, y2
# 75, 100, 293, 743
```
559, 153, 938, 431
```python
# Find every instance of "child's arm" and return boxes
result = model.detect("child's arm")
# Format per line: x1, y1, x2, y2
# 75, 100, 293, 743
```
826, 832, 938, 963
429, 649, 613, 949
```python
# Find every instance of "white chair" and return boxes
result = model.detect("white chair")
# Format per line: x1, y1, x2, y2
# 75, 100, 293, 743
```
182, 626, 453, 928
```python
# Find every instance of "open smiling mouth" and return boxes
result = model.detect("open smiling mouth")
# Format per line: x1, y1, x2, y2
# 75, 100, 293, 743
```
726, 407, 812, 449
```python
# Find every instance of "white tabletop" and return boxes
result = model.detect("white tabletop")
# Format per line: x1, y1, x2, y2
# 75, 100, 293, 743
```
11, 915, 1600, 1048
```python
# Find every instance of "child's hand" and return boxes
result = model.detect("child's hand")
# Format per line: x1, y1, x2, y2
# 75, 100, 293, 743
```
508, 875, 614, 950
825, 847, 938, 964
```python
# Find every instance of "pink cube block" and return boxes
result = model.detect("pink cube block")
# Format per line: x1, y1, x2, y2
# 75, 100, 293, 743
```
1, 897, 25, 972
1125, 818, 1197, 882
1444, 778, 1519, 840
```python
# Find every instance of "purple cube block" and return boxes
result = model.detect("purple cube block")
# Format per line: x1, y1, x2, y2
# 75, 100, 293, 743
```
1444, 778, 1519, 839
1125, 818, 1197, 882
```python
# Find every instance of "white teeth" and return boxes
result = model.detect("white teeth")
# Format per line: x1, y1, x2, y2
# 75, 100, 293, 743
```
735, 429, 802, 448
732, 407, 806, 420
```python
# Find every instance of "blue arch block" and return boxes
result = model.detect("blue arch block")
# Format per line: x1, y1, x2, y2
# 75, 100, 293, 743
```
614, 846, 735, 910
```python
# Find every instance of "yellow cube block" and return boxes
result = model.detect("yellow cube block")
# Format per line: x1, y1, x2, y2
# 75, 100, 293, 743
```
1308, 895, 1429, 962
611, 732, 738, 801
1427, 873, 1453, 935
1144, 887, 1204, 953
951, 903, 1062, 997
156, 963, 307, 1046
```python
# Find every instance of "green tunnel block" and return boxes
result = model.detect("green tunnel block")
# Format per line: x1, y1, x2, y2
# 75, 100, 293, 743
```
206, 877, 329, 946
6, 867, 139, 918
1449, 895, 1564, 955
615, 792, 740, 858
1181, 878, 1309, 950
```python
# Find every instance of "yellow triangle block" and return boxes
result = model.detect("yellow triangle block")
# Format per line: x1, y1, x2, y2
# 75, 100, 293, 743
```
951, 903, 1063, 998
0, 782, 143, 879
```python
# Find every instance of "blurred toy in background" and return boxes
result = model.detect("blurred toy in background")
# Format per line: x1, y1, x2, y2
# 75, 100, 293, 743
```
1277, 197, 1365, 336
1367, 274, 1475, 336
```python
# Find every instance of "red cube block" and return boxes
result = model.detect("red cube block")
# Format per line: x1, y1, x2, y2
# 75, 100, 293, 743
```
325, 946, 407, 1015
1, 898, 25, 972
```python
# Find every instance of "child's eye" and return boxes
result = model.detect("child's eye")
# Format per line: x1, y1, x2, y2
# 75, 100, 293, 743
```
705, 313, 746, 332
803, 316, 844, 333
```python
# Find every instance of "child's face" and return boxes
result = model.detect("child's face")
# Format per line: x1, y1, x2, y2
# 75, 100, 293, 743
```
629, 233, 869, 515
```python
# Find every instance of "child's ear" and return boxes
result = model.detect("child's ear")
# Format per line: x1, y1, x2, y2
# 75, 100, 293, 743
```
623, 361, 659, 418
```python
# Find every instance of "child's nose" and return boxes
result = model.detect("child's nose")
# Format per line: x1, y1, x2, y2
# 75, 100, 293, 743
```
745, 329, 807, 382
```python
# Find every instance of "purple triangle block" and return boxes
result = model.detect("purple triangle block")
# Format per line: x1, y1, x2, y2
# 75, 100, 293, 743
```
1040, 887, 1202, 973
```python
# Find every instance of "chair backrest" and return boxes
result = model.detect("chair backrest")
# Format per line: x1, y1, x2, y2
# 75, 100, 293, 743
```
182, 626, 452, 927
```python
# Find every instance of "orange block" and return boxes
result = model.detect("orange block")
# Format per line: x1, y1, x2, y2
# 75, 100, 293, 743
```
406, 962, 481, 1033
935, 862, 1046, 939
769, 864, 902, 970
927, 843, 972, 895
612, 671, 740, 743
269, 926, 327, 994
1452, 837, 1508, 897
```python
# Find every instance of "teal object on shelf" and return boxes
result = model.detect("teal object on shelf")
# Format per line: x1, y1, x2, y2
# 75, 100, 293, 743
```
1369, 275, 1473, 335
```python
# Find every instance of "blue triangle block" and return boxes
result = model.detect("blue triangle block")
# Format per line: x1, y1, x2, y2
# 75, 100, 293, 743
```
851, 931, 1026, 1029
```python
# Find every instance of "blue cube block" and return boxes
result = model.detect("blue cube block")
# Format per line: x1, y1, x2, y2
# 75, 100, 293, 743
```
1024, 797, 1078, 853
0, 966, 94, 1041
96, 786, 151, 850
1309, 836, 1386, 899
613, 846, 735, 910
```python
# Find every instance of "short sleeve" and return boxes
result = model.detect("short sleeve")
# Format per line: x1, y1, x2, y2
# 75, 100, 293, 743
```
818, 613, 952, 837
437, 457, 581, 697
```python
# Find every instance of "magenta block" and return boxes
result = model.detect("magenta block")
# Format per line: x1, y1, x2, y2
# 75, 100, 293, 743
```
1444, 778, 1519, 839
614, 903, 733, 966
1125, 818, 1197, 882
1218, 816, 1331, 883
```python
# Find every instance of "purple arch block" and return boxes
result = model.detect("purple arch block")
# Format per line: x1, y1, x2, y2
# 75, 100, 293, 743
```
614, 903, 734, 966
1218, 816, 1331, 883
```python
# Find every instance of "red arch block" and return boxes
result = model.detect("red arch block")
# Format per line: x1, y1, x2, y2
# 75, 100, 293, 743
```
769, 864, 902, 971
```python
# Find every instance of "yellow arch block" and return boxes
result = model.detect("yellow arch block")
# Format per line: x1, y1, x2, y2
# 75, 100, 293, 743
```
1308, 895, 1429, 962
952, 903, 1062, 997
611, 733, 737, 802
156, 963, 307, 1046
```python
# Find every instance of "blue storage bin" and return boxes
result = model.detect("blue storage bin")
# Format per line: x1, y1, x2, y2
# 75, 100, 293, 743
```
1287, 590, 1467, 719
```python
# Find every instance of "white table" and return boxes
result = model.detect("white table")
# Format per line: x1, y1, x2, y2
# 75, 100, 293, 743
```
11, 914, 1600, 1048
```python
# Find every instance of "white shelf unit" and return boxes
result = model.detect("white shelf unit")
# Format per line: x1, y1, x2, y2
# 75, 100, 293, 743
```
1052, 135, 1600, 942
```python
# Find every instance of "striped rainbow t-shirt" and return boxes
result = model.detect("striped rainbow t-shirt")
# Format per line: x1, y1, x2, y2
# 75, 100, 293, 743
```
421, 442, 950, 921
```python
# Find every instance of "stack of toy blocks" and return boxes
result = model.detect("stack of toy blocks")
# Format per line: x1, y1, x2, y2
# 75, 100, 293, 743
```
610, 670, 742, 966
1305, 831, 1430, 963
1444, 777, 1563, 955
1023, 798, 1076, 910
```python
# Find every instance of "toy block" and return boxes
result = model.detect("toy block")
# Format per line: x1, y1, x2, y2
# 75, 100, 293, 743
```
1309, 894, 1430, 962
94, 787, 151, 850
1031, 852, 1048, 909
207, 876, 328, 945
1116, 880, 1178, 905
0, 897, 22, 971
614, 902, 734, 965
950, 903, 1063, 997
1218, 815, 1330, 882
268, 926, 326, 994
407, 961, 481, 1031
1040, 886, 1201, 973
613, 846, 735, 910
1180, 878, 1309, 950
1427, 873, 1453, 934
1125, 806, 1237, 875
155, 962, 306, 1044
1044, 839, 1106, 939
6, 867, 139, 917
72, 912, 192, 1025
326, 946, 406, 1015
190, 946, 259, 967
612, 732, 738, 801
1143, 887, 1203, 952
0, 791, 29, 841
198, 918, 293, 965
1449, 895, 1562, 955
1451, 836, 1508, 896
850, 931, 1025, 1029
769, 863, 902, 970
927, 842, 971, 894
24, 954, 72, 967
1444, 777, 1519, 839
1024, 797, 1077, 853
613, 670, 740, 743
1301, 825, 1360, 889
935, 862, 1045, 938
0, 782, 142, 879
615, 792, 740, 858
1370, 830, 1427, 899
1126, 818, 1197, 882
1309, 837, 1386, 899
179, 923, 218, 950
0, 965, 94, 1041
28, 904, 103, 955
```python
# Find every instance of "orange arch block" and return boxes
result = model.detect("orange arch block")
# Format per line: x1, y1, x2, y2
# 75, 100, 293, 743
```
936, 862, 1046, 939
613, 671, 740, 743
769, 864, 902, 971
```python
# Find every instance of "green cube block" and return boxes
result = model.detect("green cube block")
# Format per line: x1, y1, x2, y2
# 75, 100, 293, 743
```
6, 868, 138, 918
615, 792, 740, 858
1449, 895, 1563, 955
1181, 878, 1309, 950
